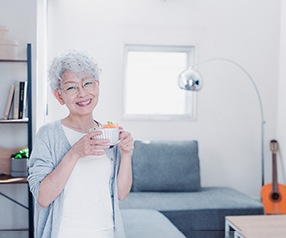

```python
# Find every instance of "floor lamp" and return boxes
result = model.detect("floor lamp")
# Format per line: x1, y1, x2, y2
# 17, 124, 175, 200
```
178, 57, 266, 187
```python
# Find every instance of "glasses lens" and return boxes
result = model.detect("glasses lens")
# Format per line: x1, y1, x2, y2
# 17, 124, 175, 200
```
83, 79, 96, 91
63, 84, 78, 95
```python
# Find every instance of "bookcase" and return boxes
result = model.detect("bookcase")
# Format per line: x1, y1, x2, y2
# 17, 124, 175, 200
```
0, 44, 33, 238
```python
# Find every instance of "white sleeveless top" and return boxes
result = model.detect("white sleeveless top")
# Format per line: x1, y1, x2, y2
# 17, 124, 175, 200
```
58, 125, 114, 238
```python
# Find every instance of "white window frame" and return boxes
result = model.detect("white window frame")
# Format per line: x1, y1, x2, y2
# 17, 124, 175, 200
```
123, 44, 196, 121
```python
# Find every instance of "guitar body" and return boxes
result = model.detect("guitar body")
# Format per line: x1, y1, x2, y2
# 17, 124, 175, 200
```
261, 183, 286, 214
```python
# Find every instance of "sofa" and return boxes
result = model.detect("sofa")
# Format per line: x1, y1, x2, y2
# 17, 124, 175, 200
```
120, 140, 264, 238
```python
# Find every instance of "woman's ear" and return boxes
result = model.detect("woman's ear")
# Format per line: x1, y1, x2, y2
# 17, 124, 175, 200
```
54, 90, 65, 105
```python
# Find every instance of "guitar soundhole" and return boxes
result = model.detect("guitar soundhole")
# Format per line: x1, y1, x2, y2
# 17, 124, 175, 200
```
271, 192, 280, 201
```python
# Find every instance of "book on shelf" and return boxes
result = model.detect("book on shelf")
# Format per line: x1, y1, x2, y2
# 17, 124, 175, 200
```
2, 81, 28, 120
3, 83, 15, 119
13, 82, 19, 119
18, 81, 28, 119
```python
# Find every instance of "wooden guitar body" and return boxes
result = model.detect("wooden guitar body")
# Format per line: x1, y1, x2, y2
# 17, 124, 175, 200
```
261, 183, 286, 214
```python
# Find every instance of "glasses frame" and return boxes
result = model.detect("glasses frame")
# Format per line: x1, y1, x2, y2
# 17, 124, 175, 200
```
60, 78, 98, 95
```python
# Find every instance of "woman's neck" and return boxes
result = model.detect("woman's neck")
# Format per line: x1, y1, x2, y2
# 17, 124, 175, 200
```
61, 116, 98, 133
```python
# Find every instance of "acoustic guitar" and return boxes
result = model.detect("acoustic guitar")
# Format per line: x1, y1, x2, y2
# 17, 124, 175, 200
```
261, 139, 286, 214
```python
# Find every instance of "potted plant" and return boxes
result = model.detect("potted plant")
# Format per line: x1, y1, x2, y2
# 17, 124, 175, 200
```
11, 148, 29, 177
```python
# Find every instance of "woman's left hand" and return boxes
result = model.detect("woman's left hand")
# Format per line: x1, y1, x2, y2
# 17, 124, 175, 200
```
117, 128, 134, 155
117, 127, 134, 199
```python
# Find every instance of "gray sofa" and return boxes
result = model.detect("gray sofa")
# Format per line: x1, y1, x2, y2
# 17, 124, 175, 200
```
120, 140, 264, 238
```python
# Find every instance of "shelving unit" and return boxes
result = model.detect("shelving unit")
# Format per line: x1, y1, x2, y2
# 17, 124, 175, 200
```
0, 43, 33, 238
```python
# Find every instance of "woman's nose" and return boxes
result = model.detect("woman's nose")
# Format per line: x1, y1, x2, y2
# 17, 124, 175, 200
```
77, 85, 87, 96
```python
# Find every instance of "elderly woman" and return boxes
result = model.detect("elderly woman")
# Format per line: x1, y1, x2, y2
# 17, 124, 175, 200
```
28, 50, 133, 238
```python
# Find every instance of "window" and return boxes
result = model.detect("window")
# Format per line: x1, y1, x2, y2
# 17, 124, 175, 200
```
124, 45, 196, 120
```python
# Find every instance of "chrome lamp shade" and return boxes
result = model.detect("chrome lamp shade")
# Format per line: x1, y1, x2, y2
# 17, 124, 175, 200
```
178, 67, 203, 91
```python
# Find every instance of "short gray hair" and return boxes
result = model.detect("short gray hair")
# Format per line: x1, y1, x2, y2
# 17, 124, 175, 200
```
49, 49, 102, 91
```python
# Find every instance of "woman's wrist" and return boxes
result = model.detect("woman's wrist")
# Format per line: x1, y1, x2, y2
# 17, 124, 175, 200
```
68, 147, 81, 161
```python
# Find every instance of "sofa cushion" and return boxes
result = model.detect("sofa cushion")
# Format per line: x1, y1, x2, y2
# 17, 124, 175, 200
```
121, 209, 186, 238
131, 140, 201, 192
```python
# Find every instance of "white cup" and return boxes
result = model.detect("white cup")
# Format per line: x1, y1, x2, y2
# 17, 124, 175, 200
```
90, 127, 122, 146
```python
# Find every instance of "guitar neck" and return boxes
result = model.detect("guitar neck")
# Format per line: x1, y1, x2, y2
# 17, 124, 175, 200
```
271, 142, 279, 193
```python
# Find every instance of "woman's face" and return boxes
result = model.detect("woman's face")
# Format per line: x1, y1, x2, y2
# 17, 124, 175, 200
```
54, 71, 99, 117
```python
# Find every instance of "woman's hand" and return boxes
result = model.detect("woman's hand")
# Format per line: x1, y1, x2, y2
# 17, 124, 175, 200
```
71, 131, 110, 158
117, 128, 134, 155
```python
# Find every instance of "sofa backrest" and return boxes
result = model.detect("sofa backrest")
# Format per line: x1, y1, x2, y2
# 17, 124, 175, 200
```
130, 140, 201, 192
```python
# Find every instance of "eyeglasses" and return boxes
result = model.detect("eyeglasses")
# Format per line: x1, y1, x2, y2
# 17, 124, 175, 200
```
61, 78, 98, 95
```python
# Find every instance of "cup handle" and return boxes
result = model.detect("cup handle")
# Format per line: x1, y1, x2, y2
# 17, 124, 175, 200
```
116, 129, 124, 144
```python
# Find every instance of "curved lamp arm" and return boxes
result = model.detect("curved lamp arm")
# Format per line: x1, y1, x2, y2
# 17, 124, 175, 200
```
178, 57, 266, 187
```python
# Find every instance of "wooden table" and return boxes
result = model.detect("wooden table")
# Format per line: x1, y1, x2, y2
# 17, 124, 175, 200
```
0, 174, 27, 184
236, 228, 286, 238
225, 215, 286, 238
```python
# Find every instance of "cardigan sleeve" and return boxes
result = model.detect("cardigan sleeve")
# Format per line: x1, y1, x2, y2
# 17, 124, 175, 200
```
27, 121, 71, 202
27, 126, 57, 201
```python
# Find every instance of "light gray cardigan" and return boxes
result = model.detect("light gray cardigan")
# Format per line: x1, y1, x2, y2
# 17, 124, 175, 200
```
28, 120, 125, 238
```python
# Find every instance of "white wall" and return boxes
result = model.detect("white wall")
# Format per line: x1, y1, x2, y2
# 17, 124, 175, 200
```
277, 1, 286, 187
0, 0, 37, 236
45, 0, 281, 199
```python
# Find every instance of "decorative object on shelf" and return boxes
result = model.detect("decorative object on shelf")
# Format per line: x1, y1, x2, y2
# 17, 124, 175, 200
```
178, 57, 266, 187
10, 148, 29, 177
0, 25, 19, 60
0, 147, 22, 175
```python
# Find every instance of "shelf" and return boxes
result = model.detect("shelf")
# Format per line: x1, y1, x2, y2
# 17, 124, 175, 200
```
0, 229, 29, 231
0, 174, 27, 184
0, 59, 27, 63
0, 118, 28, 124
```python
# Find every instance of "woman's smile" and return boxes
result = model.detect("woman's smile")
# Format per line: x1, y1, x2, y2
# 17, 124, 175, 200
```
76, 99, 92, 107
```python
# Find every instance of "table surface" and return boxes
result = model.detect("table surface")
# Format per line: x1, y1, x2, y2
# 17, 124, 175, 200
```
226, 215, 286, 238
236, 227, 286, 238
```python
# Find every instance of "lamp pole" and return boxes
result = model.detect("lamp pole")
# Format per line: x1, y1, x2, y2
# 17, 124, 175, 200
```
178, 57, 266, 187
